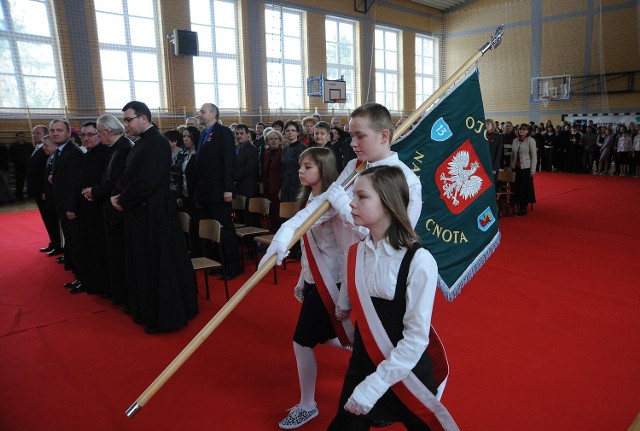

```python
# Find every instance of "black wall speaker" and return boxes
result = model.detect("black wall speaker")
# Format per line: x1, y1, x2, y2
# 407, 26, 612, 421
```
173, 29, 199, 57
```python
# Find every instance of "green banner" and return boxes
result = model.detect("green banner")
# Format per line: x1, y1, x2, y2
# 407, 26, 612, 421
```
395, 69, 500, 300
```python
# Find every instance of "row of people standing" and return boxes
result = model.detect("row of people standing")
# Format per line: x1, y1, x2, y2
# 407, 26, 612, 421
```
31, 103, 198, 334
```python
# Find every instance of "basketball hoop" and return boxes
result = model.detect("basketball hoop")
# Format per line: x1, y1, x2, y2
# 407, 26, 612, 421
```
542, 96, 552, 108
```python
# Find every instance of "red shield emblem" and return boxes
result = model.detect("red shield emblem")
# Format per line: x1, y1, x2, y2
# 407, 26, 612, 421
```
435, 139, 492, 214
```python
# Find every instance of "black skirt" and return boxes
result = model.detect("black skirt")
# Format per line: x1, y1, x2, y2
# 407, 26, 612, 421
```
293, 282, 337, 347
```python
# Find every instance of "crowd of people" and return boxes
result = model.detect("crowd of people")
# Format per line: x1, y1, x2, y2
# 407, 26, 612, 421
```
485, 118, 640, 216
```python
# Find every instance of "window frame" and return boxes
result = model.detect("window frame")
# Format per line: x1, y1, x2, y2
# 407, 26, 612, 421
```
264, 4, 305, 112
95, 0, 165, 110
325, 15, 357, 110
415, 33, 438, 109
374, 25, 400, 111
190, 0, 240, 111
0, 0, 65, 112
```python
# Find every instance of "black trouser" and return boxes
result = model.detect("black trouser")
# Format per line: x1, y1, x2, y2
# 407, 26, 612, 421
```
36, 195, 61, 247
58, 213, 85, 282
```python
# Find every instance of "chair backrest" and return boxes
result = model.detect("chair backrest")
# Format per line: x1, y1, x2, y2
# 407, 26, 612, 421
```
199, 219, 222, 243
497, 168, 516, 183
232, 194, 247, 211
279, 201, 298, 219
247, 197, 271, 216
177, 211, 190, 234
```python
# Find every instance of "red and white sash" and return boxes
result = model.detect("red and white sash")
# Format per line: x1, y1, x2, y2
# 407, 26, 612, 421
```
347, 244, 459, 431
303, 230, 354, 346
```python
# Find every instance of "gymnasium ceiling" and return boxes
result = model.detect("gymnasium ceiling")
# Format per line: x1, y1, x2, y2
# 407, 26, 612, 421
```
408, 0, 469, 11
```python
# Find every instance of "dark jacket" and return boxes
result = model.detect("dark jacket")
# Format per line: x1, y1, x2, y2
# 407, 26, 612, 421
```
193, 122, 236, 203
234, 141, 259, 198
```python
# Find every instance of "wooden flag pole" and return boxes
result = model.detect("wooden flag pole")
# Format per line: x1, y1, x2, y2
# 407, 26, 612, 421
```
392, 25, 503, 144
125, 25, 504, 417
125, 164, 365, 417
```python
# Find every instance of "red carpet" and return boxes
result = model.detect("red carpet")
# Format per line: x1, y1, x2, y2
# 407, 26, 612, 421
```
1, 172, 639, 430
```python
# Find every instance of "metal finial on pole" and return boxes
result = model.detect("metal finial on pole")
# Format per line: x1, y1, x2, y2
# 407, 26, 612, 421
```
392, 25, 505, 143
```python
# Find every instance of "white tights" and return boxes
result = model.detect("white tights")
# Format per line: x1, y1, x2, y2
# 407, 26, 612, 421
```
293, 338, 350, 410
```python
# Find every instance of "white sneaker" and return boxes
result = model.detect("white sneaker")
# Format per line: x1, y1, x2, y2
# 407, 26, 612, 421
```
278, 404, 319, 429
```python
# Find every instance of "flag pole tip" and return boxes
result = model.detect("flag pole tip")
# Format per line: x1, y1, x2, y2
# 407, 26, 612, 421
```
125, 402, 141, 417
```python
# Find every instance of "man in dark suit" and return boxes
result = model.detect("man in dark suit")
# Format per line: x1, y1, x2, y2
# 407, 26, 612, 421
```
111, 101, 198, 333
193, 102, 241, 280
26, 125, 62, 254
234, 123, 259, 199
49, 119, 86, 293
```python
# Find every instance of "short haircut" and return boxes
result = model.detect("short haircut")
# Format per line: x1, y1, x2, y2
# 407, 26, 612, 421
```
359, 165, 420, 250
235, 123, 249, 134
284, 120, 302, 133
201, 103, 219, 119
302, 116, 317, 125
183, 126, 200, 150
50, 119, 71, 131
81, 121, 97, 129
265, 129, 283, 142
350, 103, 393, 136
314, 121, 331, 134
16, 132, 25, 137
164, 129, 182, 143
256, 122, 265, 128
122, 100, 152, 122
33, 125, 49, 134
271, 120, 285, 129
97, 114, 125, 135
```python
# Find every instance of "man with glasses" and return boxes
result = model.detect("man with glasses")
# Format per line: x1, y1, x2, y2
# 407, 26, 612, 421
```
76, 121, 110, 296
193, 102, 242, 280
85, 114, 132, 308
111, 101, 198, 334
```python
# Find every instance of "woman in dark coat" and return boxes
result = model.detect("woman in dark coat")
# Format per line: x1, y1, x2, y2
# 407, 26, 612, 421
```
280, 120, 307, 202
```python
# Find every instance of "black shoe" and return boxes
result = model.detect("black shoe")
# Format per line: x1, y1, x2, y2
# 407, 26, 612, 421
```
56, 256, 65, 264
99, 293, 112, 299
144, 325, 161, 334
64, 280, 81, 288
69, 283, 85, 294
47, 248, 63, 256
39, 244, 54, 253
207, 267, 223, 276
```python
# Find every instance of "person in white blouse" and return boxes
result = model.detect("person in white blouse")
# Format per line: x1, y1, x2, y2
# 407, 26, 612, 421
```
327, 165, 456, 431
278, 147, 349, 430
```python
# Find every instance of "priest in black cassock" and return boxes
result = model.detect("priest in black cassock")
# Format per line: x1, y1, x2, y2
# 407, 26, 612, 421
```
111, 101, 198, 334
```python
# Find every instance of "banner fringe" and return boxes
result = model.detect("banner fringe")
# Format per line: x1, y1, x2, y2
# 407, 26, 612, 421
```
438, 231, 501, 301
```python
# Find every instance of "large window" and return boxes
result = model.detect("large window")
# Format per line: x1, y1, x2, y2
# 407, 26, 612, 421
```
265, 5, 304, 111
94, 0, 163, 110
325, 16, 356, 110
190, 0, 239, 109
0, 0, 63, 110
374, 26, 399, 111
415, 34, 437, 109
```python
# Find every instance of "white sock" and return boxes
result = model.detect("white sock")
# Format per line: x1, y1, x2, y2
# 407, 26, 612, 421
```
293, 342, 317, 411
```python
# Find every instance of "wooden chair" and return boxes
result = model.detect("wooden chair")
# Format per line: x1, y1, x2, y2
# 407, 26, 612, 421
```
231, 194, 247, 229
496, 168, 516, 217
178, 214, 228, 301
234, 197, 271, 271
253, 201, 298, 284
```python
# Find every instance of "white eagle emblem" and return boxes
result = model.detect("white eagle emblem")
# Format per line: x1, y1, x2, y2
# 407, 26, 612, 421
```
439, 150, 483, 206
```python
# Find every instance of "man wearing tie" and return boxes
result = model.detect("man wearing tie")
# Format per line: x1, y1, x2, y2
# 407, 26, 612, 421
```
49, 119, 86, 292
